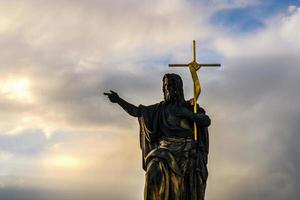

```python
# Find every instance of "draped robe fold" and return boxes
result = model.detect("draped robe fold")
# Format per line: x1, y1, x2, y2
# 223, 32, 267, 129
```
138, 101, 209, 200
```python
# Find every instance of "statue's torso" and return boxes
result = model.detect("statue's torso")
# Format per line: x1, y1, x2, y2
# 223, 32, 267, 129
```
159, 103, 194, 138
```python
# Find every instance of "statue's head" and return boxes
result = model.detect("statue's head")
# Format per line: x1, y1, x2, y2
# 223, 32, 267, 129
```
163, 73, 185, 105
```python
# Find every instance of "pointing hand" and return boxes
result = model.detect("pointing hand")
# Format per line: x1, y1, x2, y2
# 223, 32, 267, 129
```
103, 90, 120, 103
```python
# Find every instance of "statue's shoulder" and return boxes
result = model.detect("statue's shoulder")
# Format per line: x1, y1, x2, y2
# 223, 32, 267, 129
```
149, 101, 164, 107
186, 99, 206, 114
139, 102, 163, 111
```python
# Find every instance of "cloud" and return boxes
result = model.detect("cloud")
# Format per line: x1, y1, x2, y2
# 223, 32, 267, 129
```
203, 6, 300, 200
0, 130, 144, 200
213, 6, 300, 57
0, 0, 220, 136
202, 0, 263, 12
0, 0, 300, 200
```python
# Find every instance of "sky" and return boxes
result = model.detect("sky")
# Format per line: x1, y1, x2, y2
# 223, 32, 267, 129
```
0, 0, 300, 199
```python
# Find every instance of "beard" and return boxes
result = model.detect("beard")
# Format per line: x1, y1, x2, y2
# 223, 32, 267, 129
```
163, 88, 177, 102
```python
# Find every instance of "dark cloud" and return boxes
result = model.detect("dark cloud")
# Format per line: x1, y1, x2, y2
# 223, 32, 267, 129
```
0, 186, 138, 200
204, 52, 300, 199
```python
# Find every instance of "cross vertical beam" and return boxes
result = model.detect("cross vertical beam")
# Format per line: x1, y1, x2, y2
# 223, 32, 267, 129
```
193, 40, 196, 62
169, 40, 220, 141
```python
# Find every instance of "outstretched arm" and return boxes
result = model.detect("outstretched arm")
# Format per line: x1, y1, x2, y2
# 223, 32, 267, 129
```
103, 90, 141, 117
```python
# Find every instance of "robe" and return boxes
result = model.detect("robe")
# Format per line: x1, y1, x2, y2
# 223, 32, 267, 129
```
138, 100, 209, 200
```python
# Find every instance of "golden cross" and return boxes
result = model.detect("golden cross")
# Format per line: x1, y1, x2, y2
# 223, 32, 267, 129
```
169, 40, 221, 141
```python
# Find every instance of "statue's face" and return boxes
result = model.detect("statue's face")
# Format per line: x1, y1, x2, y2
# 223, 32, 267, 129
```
163, 76, 175, 102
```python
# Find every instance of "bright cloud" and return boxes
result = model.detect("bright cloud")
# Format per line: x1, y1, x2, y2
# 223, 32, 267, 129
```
44, 154, 82, 168
0, 78, 32, 102
213, 6, 300, 57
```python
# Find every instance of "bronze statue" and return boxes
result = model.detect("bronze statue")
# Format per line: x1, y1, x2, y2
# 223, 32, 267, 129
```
104, 40, 220, 199
104, 73, 211, 200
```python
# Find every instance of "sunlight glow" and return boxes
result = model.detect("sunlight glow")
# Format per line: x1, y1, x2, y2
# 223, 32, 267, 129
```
0, 78, 32, 101
46, 155, 82, 168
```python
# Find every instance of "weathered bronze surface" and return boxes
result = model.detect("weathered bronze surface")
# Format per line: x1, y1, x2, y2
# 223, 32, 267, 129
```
104, 41, 219, 200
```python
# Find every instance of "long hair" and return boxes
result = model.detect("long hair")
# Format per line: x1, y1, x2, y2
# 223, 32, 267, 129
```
163, 73, 185, 106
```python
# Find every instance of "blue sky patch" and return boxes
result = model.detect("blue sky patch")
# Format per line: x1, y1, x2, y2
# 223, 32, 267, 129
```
211, 6, 266, 33
211, 0, 300, 33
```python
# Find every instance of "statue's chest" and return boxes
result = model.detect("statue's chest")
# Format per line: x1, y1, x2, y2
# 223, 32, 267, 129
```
165, 106, 192, 130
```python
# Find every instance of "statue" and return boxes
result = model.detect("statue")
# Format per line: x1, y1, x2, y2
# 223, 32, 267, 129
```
104, 41, 220, 200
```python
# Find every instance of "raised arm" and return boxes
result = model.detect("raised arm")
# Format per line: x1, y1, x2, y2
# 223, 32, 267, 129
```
103, 90, 141, 117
